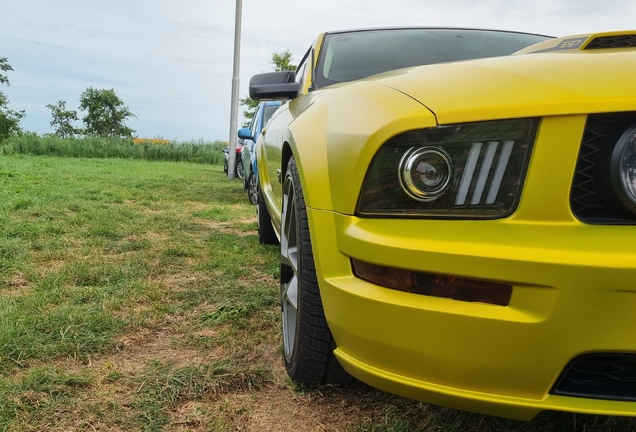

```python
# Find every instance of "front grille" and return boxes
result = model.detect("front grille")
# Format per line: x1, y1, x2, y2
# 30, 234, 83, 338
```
570, 113, 636, 224
552, 354, 636, 401
586, 35, 636, 49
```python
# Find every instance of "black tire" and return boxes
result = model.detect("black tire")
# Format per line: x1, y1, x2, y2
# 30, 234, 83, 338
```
236, 160, 245, 180
248, 173, 258, 205
280, 157, 353, 385
257, 182, 278, 245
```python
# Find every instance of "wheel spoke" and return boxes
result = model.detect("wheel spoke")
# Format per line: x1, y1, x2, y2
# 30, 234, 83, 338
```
280, 185, 298, 273
285, 275, 298, 308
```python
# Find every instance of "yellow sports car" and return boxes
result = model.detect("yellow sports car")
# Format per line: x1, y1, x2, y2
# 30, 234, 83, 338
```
249, 28, 636, 420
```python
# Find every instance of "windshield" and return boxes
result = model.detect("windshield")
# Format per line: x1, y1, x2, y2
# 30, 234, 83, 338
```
315, 28, 551, 88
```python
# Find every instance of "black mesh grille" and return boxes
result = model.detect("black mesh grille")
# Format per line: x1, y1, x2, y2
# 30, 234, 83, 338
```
570, 113, 636, 224
552, 354, 636, 401
586, 35, 636, 49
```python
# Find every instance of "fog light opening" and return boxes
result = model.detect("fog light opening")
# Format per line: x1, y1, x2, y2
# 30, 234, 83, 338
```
352, 259, 512, 306
611, 123, 636, 213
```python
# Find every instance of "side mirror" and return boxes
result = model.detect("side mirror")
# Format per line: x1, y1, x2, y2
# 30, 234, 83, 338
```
238, 128, 253, 140
249, 71, 300, 100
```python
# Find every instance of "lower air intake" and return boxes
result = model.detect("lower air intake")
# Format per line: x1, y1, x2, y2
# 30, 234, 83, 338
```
570, 112, 636, 224
552, 354, 636, 401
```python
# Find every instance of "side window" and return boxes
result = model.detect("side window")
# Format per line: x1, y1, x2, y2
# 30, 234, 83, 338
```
262, 105, 279, 125
296, 47, 311, 93
297, 59, 308, 91
250, 104, 262, 139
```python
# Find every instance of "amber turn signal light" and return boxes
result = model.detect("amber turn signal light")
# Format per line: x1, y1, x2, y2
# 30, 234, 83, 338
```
352, 259, 512, 306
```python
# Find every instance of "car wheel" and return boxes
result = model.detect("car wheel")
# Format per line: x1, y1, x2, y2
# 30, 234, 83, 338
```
280, 157, 353, 385
257, 182, 278, 245
223, 160, 228, 174
248, 174, 258, 205
236, 160, 245, 180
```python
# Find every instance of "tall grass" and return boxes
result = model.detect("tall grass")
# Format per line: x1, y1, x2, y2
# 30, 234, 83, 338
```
1, 133, 226, 164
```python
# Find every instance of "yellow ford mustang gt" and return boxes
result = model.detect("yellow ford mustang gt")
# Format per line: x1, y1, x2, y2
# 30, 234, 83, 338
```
249, 28, 636, 420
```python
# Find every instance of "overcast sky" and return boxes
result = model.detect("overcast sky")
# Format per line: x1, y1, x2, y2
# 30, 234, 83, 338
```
1, 0, 635, 142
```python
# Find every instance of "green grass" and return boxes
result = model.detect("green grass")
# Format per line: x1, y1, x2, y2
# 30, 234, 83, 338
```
0, 154, 277, 430
1, 153, 636, 431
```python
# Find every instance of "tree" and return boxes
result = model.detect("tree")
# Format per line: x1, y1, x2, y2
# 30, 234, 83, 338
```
79, 87, 136, 138
46, 100, 81, 138
239, 95, 259, 124
0, 93, 25, 141
0, 57, 25, 141
0, 57, 13, 86
271, 50, 296, 72
240, 50, 297, 122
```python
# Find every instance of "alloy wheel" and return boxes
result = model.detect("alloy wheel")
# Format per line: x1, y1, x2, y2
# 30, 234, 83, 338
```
248, 174, 258, 205
280, 172, 299, 361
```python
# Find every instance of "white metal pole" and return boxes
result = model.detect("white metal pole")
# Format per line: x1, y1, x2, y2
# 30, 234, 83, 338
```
227, 0, 242, 179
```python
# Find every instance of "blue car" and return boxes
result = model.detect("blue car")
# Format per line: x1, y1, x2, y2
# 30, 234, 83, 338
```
238, 101, 281, 204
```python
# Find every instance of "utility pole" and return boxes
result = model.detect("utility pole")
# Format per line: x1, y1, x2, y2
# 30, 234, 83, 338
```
227, 0, 242, 179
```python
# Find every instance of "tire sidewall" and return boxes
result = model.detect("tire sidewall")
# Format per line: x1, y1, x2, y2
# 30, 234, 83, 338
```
279, 157, 353, 386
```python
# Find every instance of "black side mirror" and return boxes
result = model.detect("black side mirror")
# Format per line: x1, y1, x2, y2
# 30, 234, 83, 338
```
249, 71, 300, 100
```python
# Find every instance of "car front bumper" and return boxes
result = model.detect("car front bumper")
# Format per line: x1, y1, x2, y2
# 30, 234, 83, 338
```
307, 207, 636, 420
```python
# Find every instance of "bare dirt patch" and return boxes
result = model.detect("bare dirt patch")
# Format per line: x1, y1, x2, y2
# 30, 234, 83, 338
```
149, 272, 204, 292
193, 217, 257, 237
100, 328, 226, 376
7, 272, 29, 288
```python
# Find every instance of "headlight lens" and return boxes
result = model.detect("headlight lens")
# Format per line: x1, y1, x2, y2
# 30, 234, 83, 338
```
611, 123, 636, 213
399, 147, 452, 202
357, 119, 538, 218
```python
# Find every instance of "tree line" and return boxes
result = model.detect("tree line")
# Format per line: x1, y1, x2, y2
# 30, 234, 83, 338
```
0, 57, 136, 142
1, 49, 296, 142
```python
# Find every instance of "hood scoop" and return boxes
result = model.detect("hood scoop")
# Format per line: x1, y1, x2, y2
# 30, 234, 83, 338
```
514, 30, 636, 54
585, 34, 636, 49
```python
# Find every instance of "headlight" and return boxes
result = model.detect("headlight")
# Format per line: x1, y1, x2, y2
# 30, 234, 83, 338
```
357, 119, 538, 218
398, 147, 452, 202
611, 123, 636, 213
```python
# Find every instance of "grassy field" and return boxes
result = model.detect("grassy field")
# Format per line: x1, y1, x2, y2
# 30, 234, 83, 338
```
1, 154, 635, 431
1, 134, 226, 164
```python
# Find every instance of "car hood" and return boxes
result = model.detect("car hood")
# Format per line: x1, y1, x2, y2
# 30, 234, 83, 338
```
371, 36, 636, 124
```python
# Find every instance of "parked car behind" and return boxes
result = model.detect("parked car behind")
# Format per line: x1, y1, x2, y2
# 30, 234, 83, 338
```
238, 101, 281, 204
250, 27, 636, 420
222, 140, 244, 180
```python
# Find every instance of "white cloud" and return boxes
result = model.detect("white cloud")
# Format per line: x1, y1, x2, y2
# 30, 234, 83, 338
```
1, 0, 635, 141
